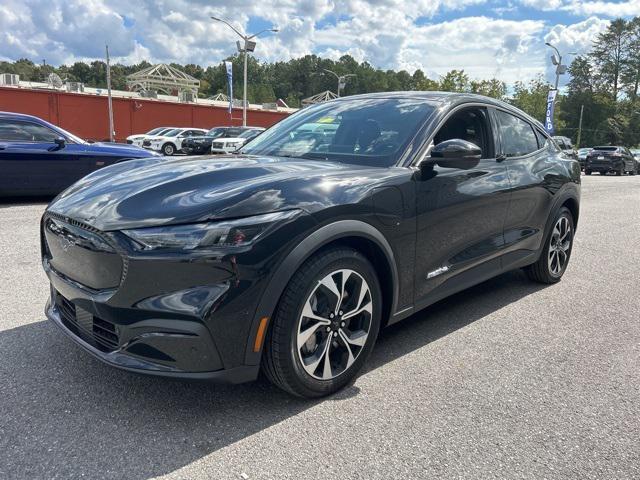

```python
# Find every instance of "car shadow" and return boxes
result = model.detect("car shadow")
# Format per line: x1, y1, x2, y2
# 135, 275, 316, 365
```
1, 269, 546, 478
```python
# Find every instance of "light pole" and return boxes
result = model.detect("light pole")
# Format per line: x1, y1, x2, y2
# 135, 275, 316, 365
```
545, 42, 577, 90
322, 69, 356, 97
211, 17, 278, 126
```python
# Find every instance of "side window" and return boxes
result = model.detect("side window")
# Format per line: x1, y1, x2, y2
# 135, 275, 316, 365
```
495, 110, 539, 157
535, 130, 549, 149
0, 119, 59, 142
433, 107, 493, 159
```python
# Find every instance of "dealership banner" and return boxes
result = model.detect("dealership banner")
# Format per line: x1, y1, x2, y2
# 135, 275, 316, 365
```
225, 61, 233, 113
544, 89, 558, 135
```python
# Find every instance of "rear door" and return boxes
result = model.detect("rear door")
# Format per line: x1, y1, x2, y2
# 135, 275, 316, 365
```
494, 108, 562, 270
0, 119, 91, 196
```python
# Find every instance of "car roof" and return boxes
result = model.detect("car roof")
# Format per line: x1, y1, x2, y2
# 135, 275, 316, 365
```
0, 111, 45, 122
329, 91, 548, 133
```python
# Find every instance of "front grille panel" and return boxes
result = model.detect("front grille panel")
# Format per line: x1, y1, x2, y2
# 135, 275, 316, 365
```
143, 140, 151, 147
211, 142, 224, 149
43, 214, 123, 290
56, 292, 120, 352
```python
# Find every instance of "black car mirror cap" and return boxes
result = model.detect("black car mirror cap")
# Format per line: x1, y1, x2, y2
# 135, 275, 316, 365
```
421, 139, 482, 171
54, 137, 66, 148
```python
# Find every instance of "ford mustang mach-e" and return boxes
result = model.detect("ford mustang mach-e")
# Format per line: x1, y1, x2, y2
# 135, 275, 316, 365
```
42, 93, 580, 397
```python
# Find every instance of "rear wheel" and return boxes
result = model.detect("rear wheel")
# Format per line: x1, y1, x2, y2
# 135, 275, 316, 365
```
585, 170, 592, 175
262, 247, 382, 398
616, 166, 623, 176
525, 207, 574, 284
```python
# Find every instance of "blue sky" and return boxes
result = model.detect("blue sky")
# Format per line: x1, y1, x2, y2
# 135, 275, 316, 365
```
1, 0, 638, 87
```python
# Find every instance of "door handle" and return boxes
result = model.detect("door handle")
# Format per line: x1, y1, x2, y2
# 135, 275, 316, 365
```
96, 161, 105, 166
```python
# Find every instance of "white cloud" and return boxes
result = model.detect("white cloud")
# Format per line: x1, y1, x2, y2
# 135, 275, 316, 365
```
0, 0, 637, 88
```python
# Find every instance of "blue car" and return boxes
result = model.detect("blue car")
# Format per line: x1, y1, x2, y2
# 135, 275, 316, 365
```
0, 112, 160, 197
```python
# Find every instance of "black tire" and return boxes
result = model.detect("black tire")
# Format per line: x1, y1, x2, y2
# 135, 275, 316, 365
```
601, 171, 607, 175
162, 143, 176, 156
525, 206, 574, 284
585, 170, 592, 175
262, 247, 382, 398
616, 166, 623, 176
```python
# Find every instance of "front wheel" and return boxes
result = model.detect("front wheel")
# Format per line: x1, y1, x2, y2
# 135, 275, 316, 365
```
162, 143, 175, 156
525, 207, 574, 284
585, 169, 592, 175
262, 247, 382, 397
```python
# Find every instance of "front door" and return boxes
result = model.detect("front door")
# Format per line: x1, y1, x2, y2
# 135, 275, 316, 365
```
414, 105, 511, 306
0, 119, 91, 196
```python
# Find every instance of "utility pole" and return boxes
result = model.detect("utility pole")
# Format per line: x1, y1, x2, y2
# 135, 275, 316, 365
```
105, 44, 115, 143
576, 104, 584, 149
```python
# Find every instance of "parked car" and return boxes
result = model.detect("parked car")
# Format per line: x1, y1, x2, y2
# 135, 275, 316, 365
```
182, 127, 261, 155
131, 127, 178, 148
143, 128, 208, 155
41, 92, 580, 397
210, 127, 265, 154
552, 136, 579, 162
584, 146, 637, 175
126, 127, 170, 145
577, 147, 591, 170
0, 111, 159, 197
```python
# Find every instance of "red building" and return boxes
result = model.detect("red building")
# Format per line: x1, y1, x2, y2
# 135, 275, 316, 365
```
0, 85, 291, 143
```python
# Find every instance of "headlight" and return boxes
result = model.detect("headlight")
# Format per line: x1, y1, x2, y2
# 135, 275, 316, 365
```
226, 142, 240, 148
122, 210, 300, 251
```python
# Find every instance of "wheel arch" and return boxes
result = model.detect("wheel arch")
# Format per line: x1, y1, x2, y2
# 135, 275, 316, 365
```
243, 220, 399, 365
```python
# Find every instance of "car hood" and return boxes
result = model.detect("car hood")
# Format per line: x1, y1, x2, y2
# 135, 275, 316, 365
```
83, 142, 158, 157
47, 154, 399, 231
144, 135, 173, 141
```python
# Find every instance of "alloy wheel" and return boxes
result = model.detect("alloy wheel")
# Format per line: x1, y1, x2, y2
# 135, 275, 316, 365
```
296, 269, 372, 380
548, 216, 571, 277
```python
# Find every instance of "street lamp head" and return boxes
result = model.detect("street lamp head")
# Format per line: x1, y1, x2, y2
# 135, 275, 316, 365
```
211, 16, 221, 21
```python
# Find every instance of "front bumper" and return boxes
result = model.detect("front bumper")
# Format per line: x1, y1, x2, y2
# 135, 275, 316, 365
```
182, 145, 210, 154
39, 212, 286, 383
45, 293, 258, 382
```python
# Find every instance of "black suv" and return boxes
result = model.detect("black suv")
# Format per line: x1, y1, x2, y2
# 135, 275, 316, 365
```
585, 146, 637, 175
182, 127, 255, 154
42, 93, 580, 397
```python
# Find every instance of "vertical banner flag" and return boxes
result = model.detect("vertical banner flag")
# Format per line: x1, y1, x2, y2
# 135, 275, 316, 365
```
225, 61, 233, 113
544, 89, 558, 135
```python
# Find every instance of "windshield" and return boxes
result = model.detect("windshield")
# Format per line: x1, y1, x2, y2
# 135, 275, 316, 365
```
239, 129, 261, 139
240, 97, 436, 167
146, 127, 164, 135
49, 123, 85, 144
163, 129, 182, 137
593, 146, 618, 151
206, 127, 226, 137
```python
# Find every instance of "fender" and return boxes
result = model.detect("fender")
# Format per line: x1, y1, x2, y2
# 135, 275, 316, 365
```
243, 219, 400, 365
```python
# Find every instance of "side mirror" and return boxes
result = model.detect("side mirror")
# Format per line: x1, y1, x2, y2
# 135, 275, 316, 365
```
422, 139, 481, 171
54, 137, 66, 149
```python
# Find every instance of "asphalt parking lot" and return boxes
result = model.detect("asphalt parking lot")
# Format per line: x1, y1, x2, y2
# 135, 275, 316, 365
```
1, 174, 638, 480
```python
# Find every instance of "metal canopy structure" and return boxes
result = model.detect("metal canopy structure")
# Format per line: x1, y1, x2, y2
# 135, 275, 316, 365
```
301, 90, 338, 106
126, 64, 200, 97
208, 92, 244, 107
